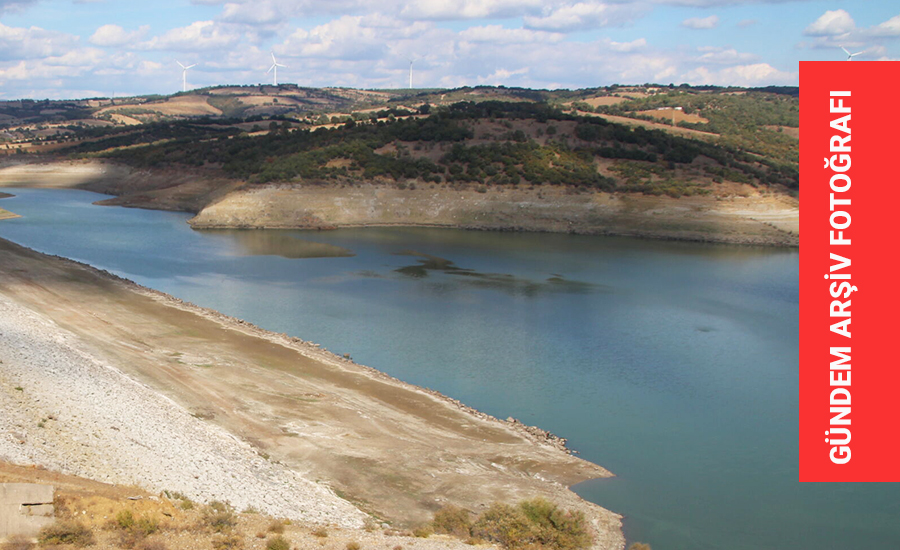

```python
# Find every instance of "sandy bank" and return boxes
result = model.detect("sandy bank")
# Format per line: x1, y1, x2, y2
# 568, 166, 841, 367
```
0, 160, 798, 247
0, 238, 624, 549
190, 182, 799, 247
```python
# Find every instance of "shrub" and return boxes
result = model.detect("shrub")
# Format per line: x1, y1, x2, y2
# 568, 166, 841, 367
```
117, 509, 136, 530
432, 505, 473, 538
266, 536, 290, 550
211, 533, 243, 550
135, 518, 160, 536
38, 521, 95, 547
471, 503, 538, 549
346, 542, 361, 550
452, 499, 592, 550
267, 520, 285, 534
137, 542, 168, 550
627, 544, 651, 550
312, 527, 328, 538
518, 498, 590, 550
203, 503, 236, 533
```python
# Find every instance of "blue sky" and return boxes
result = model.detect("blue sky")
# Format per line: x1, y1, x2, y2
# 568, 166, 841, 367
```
0, 0, 898, 99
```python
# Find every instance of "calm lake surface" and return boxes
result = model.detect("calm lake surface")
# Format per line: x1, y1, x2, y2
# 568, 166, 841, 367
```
0, 188, 896, 550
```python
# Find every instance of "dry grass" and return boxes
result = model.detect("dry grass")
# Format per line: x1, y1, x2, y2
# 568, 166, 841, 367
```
0, 536, 34, 550
582, 97, 627, 107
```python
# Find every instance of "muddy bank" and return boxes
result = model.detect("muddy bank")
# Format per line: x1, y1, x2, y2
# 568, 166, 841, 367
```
0, 237, 624, 549
0, 159, 798, 246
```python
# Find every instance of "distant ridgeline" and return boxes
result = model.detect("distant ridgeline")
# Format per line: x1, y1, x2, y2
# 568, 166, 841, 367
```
38, 87, 797, 198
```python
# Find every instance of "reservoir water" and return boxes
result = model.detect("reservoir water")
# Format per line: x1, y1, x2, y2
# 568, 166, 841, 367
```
0, 188, 896, 549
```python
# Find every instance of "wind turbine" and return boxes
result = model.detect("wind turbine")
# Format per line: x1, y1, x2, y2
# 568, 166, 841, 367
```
267, 53, 286, 86
407, 56, 418, 89
840, 46, 863, 61
176, 61, 197, 92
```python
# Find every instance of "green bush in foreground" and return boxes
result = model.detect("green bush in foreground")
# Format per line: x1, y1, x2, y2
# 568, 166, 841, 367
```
38, 520, 95, 547
266, 535, 290, 550
431, 498, 592, 550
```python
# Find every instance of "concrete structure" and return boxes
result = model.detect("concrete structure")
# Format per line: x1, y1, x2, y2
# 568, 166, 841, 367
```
0, 483, 54, 541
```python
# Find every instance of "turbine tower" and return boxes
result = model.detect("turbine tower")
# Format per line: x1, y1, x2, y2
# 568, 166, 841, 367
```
840, 46, 863, 61
407, 57, 417, 89
267, 53, 286, 86
176, 61, 197, 92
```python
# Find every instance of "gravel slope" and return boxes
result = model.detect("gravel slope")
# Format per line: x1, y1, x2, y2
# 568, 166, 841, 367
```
0, 293, 367, 528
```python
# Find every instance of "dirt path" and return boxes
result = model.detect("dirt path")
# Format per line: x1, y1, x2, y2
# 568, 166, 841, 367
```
0, 238, 624, 549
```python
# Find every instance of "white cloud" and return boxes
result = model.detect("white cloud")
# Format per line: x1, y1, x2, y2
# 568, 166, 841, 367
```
401, 0, 542, 20
459, 25, 564, 44
523, 2, 643, 32
141, 21, 240, 51
682, 63, 795, 86
870, 15, 900, 38
653, 0, 800, 5
279, 16, 387, 60
681, 15, 719, 30
737, 19, 757, 28
804, 9, 855, 37
0, 23, 80, 61
606, 38, 647, 53
89, 24, 149, 47
696, 47, 757, 64
219, 1, 283, 25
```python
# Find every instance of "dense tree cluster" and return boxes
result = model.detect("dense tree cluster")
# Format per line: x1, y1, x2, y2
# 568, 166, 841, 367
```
63, 97, 798, 195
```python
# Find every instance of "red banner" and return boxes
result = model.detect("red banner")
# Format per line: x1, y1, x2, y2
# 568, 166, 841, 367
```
800, 61, 900, 481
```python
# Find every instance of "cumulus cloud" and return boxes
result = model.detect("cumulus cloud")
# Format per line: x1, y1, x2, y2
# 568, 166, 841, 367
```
681, 15, 719, 30
279, 16, 388, 60
0, 23, 80, 61
89, 24, 149, 47
653, 0, 799, 5
682, 63, 794, 86
870, 15, 900, 37
523, 2, 643, 32
401, 0, 542, 20
606, 38, 647, 53
459, 25, 564, 44
696, 47, 757, 64
804, 9, 855, 37
141, 21, 240, 51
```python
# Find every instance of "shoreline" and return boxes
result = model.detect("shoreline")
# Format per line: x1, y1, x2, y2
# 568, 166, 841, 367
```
0, 159, 800, 248
0, 236, 625, 549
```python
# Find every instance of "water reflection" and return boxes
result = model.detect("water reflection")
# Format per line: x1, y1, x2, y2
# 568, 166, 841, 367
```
199, 229, 355, 259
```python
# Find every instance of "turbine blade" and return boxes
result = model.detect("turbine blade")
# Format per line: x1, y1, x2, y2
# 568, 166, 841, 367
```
271, 52, 277, 63
177, 61, 185, 68
840, 46, 851, 56
186, 64, 197, 69
267, 65, 274, 73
